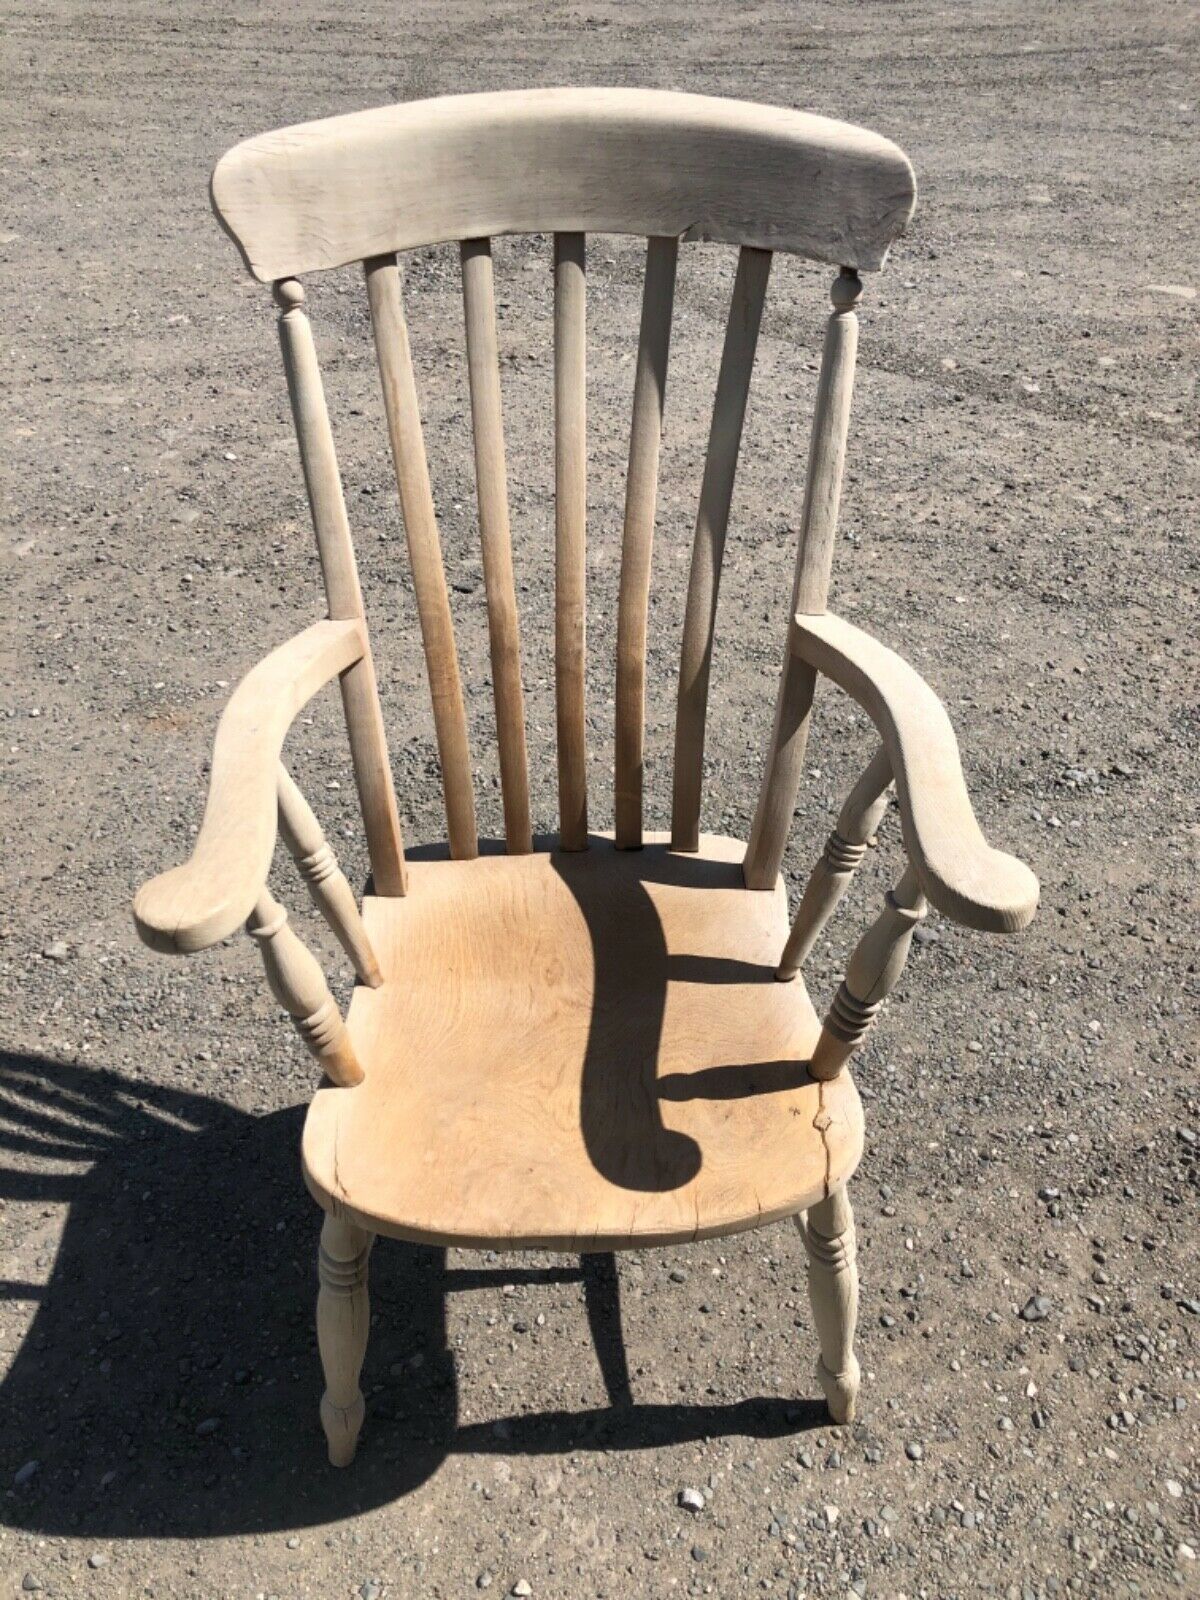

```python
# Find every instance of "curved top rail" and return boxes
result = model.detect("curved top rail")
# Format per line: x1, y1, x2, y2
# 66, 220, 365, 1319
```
790, 611, 1039, 933
211, 87, 916, 282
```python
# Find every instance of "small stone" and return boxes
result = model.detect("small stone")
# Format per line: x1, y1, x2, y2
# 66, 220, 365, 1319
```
21, 1578, 43, 1594
476, 1576, 493, 1591
511, 1582, 533, 1598
286, 1537, 300, 1550
825, 1449, 842, 1470
1038, 1186, 1061, 1202
13, 1459, 39, 1487
1176, 1542, 1195, 1561
863, 1446, 882, 1464
669, 1268, 687, 1283
678, 1487, 705, 1513
41, 940, 69, 961
912, 924, 938, 946
195, 1416, 221, 1436
1165, 1480, 1184, 1499
88, 1553, 110, 1569
797, 1449, 814, 1469
691, 1545, 708, 1563
905, 1441, 924, 1461
359, 1584, 382, 1600
823, 1504, 840, 1528
1019, 1294, 1052, 1322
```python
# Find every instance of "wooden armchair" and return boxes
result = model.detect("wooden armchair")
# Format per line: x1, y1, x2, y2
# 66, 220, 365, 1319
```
133, 89, 1037, 1466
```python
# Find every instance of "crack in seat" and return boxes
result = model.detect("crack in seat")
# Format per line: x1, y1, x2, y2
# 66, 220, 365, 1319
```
302, 835, 863, 1250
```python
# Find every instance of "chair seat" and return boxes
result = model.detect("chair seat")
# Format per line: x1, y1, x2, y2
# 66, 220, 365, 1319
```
302, 834, 863, 1250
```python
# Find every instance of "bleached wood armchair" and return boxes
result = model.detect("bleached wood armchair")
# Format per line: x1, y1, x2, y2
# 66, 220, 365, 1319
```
133, 89, 1037, 1465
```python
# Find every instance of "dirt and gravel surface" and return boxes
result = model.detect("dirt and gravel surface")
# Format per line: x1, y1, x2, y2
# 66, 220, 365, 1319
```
2, 2, 1198, 1597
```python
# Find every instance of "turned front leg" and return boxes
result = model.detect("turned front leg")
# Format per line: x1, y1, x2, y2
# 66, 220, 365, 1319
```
798, 1186, 860, 1423
317, 1213, 373, 1466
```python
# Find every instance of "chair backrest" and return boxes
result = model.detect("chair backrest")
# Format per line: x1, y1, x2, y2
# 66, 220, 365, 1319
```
211, 87, 916, 886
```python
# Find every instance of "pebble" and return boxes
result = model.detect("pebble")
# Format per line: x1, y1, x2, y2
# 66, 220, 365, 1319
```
1177, 1542, 1196, 1561
476, 1575, 493, 1590
13, 1459, 39, 1487
88, 1553, 110, 1569
823, 1504, 840, 1528
41, 940, 69, 961
511, 1582, 533, 1598
195, 1416, 221, 1435
905, 1441, 924, 1461
1037, 1186, 1061, 1202
286, 1537, 300, 1550
1165, 1479, 1183, 1499
678, 1486, 705, 1513
797, 1449, 814, 1469
1019, 1294, 1053, 1322
359, 1584, 381, 1600
21, 1578, 43, 1594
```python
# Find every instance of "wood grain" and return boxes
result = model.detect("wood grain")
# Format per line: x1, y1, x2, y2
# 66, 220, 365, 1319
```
791, 611, 1039, 931
302, 834, 864, 1250
460, 238, 532, 854
615, 236, 678, 849
212, 88, 916, 282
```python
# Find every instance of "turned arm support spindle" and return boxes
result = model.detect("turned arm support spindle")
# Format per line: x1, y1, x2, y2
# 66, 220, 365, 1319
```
809, 861, 927, 1082
777, 745, 893, 981
247, 889, 364, 1087
277, 765, 383, 988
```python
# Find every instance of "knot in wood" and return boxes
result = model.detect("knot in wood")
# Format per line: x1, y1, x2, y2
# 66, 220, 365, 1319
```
272, 277, 306, 312
830, 269, 862, 313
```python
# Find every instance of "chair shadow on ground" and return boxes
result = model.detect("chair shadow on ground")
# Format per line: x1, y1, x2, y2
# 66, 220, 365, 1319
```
0, 1048, 824, 1538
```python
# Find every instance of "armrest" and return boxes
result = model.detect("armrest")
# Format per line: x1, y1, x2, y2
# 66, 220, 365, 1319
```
133, 618, 367, 955
790, 611, 1038, 932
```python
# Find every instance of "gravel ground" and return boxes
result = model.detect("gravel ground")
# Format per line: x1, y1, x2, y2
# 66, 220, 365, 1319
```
2, 2, 1197, 1597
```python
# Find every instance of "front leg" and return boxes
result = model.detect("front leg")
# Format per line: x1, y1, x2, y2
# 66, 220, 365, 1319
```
798, 1185, 860, 1423
317, 1212, 373, 1465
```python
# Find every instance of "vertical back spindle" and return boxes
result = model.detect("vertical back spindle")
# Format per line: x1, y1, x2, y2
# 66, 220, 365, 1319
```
554, 232, 589, 850
364, 254, 478, 860
615, 236, 679, 849
274, 278, 407, 897
743, 268, 862, 889
671, 246, 772, 852
460, 238, 533, 854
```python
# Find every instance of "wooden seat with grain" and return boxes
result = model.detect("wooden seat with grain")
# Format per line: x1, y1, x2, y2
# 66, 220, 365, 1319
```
133, 88, 1037, 1466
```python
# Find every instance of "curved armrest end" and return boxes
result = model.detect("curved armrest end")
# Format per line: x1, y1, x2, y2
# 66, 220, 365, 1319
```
792, 611, 1039, 933
131, 618, 367, 956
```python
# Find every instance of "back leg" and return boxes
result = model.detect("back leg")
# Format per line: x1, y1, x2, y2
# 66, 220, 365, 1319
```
317, 1212, 373, 1465
797, 1184, 861, 1423
581, 1252, 633, 1408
